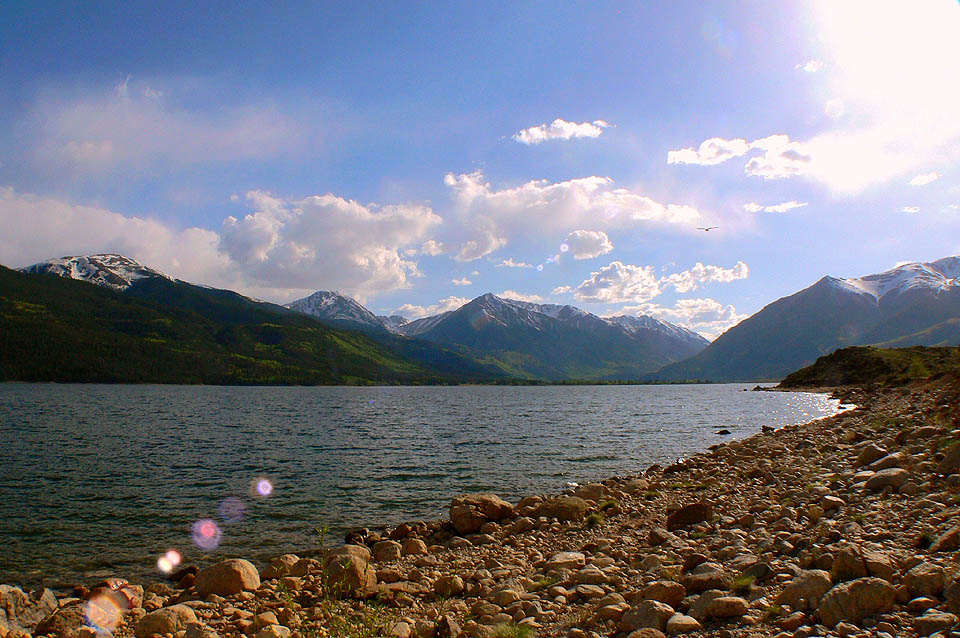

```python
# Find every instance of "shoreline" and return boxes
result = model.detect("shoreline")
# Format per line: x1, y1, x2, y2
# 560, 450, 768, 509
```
4, 379, 959, 638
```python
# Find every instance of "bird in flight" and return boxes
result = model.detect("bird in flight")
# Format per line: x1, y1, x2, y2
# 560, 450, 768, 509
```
696, 226, 718, 232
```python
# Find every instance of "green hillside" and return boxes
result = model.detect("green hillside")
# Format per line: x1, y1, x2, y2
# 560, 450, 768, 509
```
778, 345, 960, 388
0, 266, 498, 384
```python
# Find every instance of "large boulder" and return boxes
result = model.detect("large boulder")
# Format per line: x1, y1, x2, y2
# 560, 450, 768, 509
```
817, 578, 895, 627
534, 496, 589, 522
449, 494, 515, 534
195, 559, 260, 597
775, 570, 832, 611
937, 442, 960, 475
863, 468, 909, 492
930, 525, 960, 553
260, 554, 300, 580
666, 502, 713, 531
0, 585, 58, 634
641, 581, 686, 609
135, 605, 198, 638
323, 553, 376, 598
904, 563, 945, 598
34, 601, 86, 638
620, 600, 675, 633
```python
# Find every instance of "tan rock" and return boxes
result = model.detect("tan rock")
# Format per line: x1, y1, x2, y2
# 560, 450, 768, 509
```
855, 443, 887, 467
134, 605, 198, 638
904, 562, 945, 598
373, 540, 402, 562
544, 551, 586, 571
0, 586, 58, 635
705, 596, 748, 618
665, 502, 713, 531
534, 496, 589, 521
641, 581, 685, 609
665, 613, 700, 635
434, 575, 465, 598
449, 494, 515, 534
775, 569, 832, 611
254, 625, 291, 638
323, 553, 377, 598
195, 559, 260, 597
260, 554, 299, 580
914, 610, 958, 637
401, 538, 428, 556
817, 577, 895, 628
929, 525, 960, 552
937, 441, 960, 475
863, 468, 909, 491
620, 600, 675, 633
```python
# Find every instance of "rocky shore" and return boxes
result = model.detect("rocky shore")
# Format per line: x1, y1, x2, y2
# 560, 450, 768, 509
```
3, 375, 960, 638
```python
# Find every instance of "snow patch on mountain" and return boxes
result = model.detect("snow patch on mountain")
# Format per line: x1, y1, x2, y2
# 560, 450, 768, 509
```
20, 254, 170, 291
286, 291, 386, 331
829, 256, 960, 301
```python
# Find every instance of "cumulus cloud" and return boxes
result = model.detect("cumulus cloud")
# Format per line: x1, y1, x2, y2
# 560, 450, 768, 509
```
571, 261, 662, 303
495, 257, 533, 268
0, 186, 441, 303
563, 230, 613, 260
445, 170, 700, 261
660, 261, 749, 293
513, 118, 611, 145
394, 296, 469, 319
909, 172, 940, 186
451, 277, 472, 286
624, 298, 748, 340
498, 290, 546, 303
796, 59, 824, 73
568, 260, 748, 304
667, 134, 810, 180
667, 137, 751, 166
219, 191, 441, 299
552, 285, 572, 295
743, 200, 808, 213
419, 240, 447, 255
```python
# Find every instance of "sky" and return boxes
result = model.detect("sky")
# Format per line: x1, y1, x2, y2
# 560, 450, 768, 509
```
2, 1, 959, 339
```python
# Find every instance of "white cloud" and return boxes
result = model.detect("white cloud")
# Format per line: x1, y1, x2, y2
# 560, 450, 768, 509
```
661, 261, 749, 293
419, 240, 447, 255
513, 118, 611, 145
624, 298, 748, 340
909, 172, 940, 186
495, 257, 533, 268
445, 170, 700, 261
901, 206, 920, 213
552, 285, 572, 295
796, 59, 824, 73
451, 277, 472, 286
743, 200, 808, 213
571, 261, 662, 303
563, 230, 613, 260
394, 296, 469, 319
667, 137, 751, 165
29, 82, 306, 175
498, 290, 546, 303
0, 186, 441, 304
455, 230, 507, 262
742, 134, 810, 180
569, 260, 748, 303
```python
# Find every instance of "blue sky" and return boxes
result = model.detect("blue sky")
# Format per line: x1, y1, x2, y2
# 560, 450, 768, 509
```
2, 1, 959, 338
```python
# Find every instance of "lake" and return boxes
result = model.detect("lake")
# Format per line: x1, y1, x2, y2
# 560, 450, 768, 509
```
0, 383, 842, 588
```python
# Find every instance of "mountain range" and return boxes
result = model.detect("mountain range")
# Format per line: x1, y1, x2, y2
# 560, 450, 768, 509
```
7, 253, 960, 383
654, 256, 960, 381
286, 290, 709, 379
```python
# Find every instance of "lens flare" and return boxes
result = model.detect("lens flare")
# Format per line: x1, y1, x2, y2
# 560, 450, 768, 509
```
219, 497, 245, 523
536, 264, 543, 272
85, 594, 121, 632
560, 243, 569, 252
158, 548, 182, 573
255, 478, 273, 497
192, 519, 222, 551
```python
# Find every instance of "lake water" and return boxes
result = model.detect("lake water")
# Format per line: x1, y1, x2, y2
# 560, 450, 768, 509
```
0, 383, 841, 588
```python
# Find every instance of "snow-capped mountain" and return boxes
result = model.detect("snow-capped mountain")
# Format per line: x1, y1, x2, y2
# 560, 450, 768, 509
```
20, 254, 170, 291
392, 292, 709, 379
285, 290, 389, 333
656, 255, 960, 382
377, 315, 409, 332
827, 256, 960, 301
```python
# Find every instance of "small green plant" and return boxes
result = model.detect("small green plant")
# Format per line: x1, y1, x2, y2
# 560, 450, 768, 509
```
762, 604, 783, 621
598, 499, 619, 512
690, 531, 707, 540
916, 531, 933, 549
851, 512, 866, 524
731, 574, 755, 594
529, 575, 559, 592
585, 512, 604, 528
643, 490, 658, 500
493, 623, 534, 638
